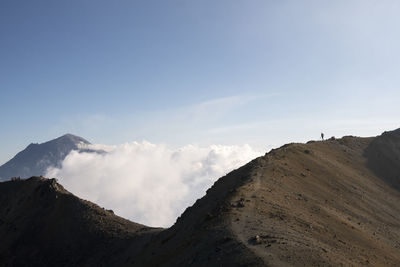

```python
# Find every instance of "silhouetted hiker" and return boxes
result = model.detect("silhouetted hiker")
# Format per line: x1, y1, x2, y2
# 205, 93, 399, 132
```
321, 133, 324, 140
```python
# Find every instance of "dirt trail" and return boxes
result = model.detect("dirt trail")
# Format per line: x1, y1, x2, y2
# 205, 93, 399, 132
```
229, 161, 290, 267
230, 165, 262, 240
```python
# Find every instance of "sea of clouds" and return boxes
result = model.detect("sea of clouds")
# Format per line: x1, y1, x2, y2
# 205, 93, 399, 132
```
46, 141, 262, 227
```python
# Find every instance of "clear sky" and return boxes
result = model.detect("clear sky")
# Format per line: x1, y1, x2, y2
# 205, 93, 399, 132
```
1, 0, 400, 164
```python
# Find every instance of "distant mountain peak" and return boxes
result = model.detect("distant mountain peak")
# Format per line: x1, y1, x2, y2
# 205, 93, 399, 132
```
0, 134, 93, 181
51, 133, 91, 145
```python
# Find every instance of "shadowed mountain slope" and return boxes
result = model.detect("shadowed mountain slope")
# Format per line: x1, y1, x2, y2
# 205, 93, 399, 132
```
0, 177, 158, 267
365, 128, 400, 190
0, 134, 97, 181
1, 130, 400, 266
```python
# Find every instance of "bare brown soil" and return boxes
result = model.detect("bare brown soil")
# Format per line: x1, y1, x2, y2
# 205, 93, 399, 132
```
1, 130, 400, 266
228, 136, 400, 266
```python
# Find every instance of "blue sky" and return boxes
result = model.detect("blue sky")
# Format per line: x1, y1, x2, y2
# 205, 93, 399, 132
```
1, 0, 400, 164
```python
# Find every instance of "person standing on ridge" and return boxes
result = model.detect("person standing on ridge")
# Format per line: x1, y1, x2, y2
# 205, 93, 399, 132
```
321, 133, 324, 140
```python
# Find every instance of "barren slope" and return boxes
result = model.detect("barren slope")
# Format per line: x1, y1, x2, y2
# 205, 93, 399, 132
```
227, 136, 400, 266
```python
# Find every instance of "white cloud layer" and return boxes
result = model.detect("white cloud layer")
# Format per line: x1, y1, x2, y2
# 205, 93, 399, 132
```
46, 142, 262, 227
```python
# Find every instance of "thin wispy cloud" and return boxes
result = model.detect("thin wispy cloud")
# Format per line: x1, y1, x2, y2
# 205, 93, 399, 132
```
49, 93, 278, 145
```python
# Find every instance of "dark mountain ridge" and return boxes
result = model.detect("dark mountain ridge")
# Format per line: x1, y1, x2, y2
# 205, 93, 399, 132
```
0, 176, 158, 266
